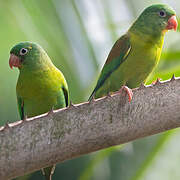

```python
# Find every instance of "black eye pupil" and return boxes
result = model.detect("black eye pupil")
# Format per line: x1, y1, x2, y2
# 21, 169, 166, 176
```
20, 48, 28, 55
22, 49, 26, 54
160, 11, 165, 17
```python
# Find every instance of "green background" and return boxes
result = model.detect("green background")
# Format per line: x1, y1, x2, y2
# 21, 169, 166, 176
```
1, 0, 180, 179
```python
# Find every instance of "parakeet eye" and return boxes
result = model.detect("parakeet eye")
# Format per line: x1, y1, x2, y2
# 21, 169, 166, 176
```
20, 48, 28, 56
158, 10, 166, 17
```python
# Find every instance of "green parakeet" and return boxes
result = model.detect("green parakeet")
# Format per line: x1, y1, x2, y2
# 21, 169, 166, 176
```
89, 4, 178, 101
9, 42, 69, 180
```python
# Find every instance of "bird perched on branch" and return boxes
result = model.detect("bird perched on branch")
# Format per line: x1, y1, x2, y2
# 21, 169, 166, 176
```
89, 4, 178, 101
9, 42, 69, 180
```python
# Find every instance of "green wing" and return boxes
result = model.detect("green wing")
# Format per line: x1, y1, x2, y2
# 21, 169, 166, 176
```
17, 96, 25, 120
89, 34, 131, 100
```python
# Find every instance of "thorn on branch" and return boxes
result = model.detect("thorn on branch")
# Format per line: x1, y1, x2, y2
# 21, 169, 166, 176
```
47, 108, 54, 116
3, 123, 10, 130
170, 74, 176, 81
106, 92, 112, 98
69, 101, 75, 108
152, 78, 161, 86
139, 83, 146, 89
155, 78, 161, 85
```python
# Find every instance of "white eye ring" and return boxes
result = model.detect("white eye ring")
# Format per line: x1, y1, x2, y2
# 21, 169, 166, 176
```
158, 10, 166, 17
20, 48, 28, 56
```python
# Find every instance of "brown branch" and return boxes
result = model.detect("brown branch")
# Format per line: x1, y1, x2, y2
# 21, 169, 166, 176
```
0, 76, 180, 179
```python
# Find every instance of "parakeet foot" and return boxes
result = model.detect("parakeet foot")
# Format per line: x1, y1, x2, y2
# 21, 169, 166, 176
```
42, 165, 56, 180
119, 86, 133, 102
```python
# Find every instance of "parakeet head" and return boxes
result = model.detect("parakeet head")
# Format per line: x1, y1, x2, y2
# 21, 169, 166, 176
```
130, 4, 178, 36
9, 42, 52, 70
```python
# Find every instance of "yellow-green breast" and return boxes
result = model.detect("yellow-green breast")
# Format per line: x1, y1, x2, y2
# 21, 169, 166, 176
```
17, 65, 68, 117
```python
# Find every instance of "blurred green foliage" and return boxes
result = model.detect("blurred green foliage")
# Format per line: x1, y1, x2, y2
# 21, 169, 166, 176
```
1, 0, 180, 179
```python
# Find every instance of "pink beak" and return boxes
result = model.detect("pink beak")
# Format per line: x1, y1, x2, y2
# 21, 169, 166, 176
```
166, 15, 178, 31
9, 54, 21, 69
